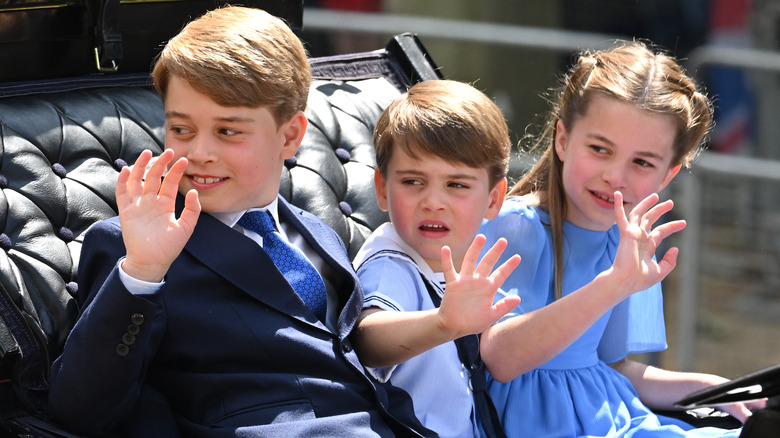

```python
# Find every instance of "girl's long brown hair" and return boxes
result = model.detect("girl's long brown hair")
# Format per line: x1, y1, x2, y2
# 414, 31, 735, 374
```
510, 40, 713, 300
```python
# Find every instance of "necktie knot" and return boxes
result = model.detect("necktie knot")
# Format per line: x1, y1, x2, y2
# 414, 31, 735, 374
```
238, 210, 327, 321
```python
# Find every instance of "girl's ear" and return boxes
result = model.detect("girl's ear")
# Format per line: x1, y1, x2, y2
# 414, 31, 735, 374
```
484, 177, 507, 220
374, 169, 389, 212
280, 111, 307, 160
554, 119, 568, 162
658, 163, 682, 192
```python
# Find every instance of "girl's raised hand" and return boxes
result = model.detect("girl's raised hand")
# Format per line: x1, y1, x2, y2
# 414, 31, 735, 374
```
611, 191, 686, 295
116, 149, 201, 282
437, 235, 522, 339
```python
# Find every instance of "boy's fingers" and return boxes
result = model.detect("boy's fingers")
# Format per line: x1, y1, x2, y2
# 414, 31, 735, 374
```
441, 245, 457, 284
492, 295, 522, 319
159, 157, 188, 199
142, 150, 175, 195
179, 189, 201, 233
487, 254, 521, 286
460, 234, 486, 274
474, 237, 506, 277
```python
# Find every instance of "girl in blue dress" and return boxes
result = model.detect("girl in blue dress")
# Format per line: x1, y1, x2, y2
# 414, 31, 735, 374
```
478, 41, 765, 437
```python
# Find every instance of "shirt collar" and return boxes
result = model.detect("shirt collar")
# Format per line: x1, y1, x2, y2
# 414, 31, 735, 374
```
210, 197, 282, 231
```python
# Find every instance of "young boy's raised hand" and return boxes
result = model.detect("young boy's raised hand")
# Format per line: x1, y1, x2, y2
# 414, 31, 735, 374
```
610, 191, 686, 296
116, 149, 201, 282
438, 235, 521, 340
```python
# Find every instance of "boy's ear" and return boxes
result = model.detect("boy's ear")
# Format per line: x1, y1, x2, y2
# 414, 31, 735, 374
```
554, 119, 568, 162
484, 177, 507, 220
280, 111, 308, 160
374, 169, 389, 212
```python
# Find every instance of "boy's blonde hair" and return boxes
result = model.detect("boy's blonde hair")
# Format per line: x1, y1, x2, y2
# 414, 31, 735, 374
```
153, 6, 311, 126
373, 80, 511, 189
510, 40, 714, 300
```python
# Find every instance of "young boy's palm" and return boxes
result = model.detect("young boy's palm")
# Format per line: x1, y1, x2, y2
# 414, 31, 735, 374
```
116, 149, 201, 282
438, 235, 521, 339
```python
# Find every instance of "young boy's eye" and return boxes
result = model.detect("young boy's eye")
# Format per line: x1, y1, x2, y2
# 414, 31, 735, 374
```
589, 145, 608, 154
448, 182, 469, 189
170, 126, 192, 136
218, 128, 241, 136
401, 179, 422, 185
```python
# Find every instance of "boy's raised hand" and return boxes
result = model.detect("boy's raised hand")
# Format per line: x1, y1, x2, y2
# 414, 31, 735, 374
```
611, 191, 686, 296
116, 149, 201, 282
438, 235, 521, 339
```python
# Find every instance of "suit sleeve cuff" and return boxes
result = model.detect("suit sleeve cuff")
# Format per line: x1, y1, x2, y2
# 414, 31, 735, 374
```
117, 257, 164, 295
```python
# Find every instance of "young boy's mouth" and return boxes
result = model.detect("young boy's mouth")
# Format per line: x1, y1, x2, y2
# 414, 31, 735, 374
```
191, 175, 225, 184
418, 222, 449, 236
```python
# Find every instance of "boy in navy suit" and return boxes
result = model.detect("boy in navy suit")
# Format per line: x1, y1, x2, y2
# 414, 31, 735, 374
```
48, 6, 434, 437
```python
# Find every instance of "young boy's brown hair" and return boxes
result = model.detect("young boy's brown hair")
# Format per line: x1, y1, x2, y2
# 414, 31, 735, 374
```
153, 6, 310, 125
373, 79, 511, 188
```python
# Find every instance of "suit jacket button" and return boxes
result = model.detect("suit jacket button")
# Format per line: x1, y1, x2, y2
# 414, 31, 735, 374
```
131, 313, 144, 326
122, 333, 136, 345
116, 344, 130, 356
127, 324, 140, 335
342, 340, 352, 353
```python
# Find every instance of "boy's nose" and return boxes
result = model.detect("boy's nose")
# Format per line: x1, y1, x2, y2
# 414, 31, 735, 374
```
185, 136, 216, 163
420, 188, 446, 211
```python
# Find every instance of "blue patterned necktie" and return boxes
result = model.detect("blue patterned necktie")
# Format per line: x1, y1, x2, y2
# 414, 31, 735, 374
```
238, 211, 327, 320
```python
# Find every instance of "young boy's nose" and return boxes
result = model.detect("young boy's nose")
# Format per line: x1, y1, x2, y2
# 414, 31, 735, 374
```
185, 135, 216, 164
420, 187, 446, 211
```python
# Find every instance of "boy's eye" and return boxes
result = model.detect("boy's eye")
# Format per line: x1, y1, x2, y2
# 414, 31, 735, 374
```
401, 179, 422, 185
589, 145, 608, 154
170, 126, 192, 135
448, 182, 469, 189
218, 128, 241, 136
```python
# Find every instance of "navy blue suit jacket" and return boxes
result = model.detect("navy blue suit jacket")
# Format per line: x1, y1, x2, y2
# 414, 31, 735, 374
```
48, 196, 433, 438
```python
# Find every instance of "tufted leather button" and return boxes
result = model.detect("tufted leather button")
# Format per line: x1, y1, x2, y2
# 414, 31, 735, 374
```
114, 158, 128, 170
338, 201, 353, 217
342, 339, 352, 353
122, 333, 136, 345
65, 282, 78, 297
51, 163, 67, 178
130, 313, 144, 325
116, 344, 130, 356
284, 156, 297, 169
335, 148, 351, 164
127, 324, 140, 335
0, 174, 7, 188
0, 234, 11, 250
58, 227, 74, 242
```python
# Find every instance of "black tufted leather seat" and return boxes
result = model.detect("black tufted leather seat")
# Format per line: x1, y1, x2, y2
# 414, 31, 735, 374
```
0, 33, 440, 436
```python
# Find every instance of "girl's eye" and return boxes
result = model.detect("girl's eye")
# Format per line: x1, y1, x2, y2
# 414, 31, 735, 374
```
634, 158, 654, 168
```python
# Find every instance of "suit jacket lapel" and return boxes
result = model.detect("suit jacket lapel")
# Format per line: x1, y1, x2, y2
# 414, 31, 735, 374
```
276, 197, 362, 340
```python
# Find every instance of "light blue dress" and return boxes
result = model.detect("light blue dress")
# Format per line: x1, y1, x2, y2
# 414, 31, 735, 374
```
478, 198, 741, 437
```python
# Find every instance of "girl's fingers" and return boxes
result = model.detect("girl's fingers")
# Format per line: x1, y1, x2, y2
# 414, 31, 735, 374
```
613, 191, 629, 229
